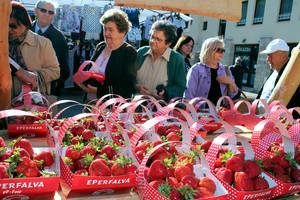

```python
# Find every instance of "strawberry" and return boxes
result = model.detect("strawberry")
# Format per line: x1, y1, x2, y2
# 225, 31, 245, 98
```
81, 145, 97, 157
74, 154, 94, 170
170, 189, 184, 200
12, 148, 30, 158
157, 125, 167, 136
0, 150, 12, 162
292, 168, 300, 181
226, 156, 243, 172
276, 174, 291, 183
89, 159, 111, 176
166, 132, 181, 141
181, 175, 199, 189
151, 147, 171, 161
71, 136, 83, 145
135, 141, 151, 154
194, 187, 214, 198
149, 179, 166, 190
147, 160, 168, 181
200, 141, 212, 153
167, 177, 179, 188
34, 150, 54, 166
12, 137, 34, 158
234, 172, 254, 191
272, 165, 285, 176
74, 169, 88, 176
215, 167, 233, 185
174, 165, 194, 182
253, 177, 269, 190
167, 123, 180, 130
167, 143, 178, 155
70, 124, 85, 136
127, 164, 137, 174
199, 177, 216, 193
111, 156, 129, 176
63, 157, 75, 171
15, 157, 39, 177
0, 164, 8, 178
81, 129, 95, 141
101, 145, 117, 160
0, 137, 6, 148
243, 160, 261, 178
214, 156, 224, 168
262, 157, 273, 171
65, 143, 83, 161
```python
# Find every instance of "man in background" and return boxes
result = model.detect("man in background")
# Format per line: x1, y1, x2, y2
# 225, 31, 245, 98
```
32, 0, 69, 97
230, 56, 248, 99
257, 38, 299, 109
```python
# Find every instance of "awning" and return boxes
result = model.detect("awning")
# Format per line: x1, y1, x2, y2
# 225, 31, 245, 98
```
115, 0, 242, 22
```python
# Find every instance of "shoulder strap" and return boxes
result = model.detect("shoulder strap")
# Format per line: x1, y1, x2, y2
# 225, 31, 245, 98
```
224, 65, 229, 96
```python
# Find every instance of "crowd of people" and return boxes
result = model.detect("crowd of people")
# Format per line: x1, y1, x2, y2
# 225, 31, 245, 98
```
7, 0, 299, 109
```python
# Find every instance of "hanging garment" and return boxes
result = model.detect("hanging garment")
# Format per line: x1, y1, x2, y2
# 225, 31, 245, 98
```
61, 5, 81, 33
81, 5, 102, 33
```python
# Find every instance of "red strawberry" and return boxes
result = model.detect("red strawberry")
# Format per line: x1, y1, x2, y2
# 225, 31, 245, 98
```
194, 186, 214, 198
101, 145, 117, 160
74, 154, 94, 170
135, 141, 151, 153
0, 137, 6, 148
292, 168, 300, 181
12, 138, 34, 158
167, 123, 179, 130
0, 165, 8, 178
174, 165, 194, 182
243, 160, 261, 178
276, 174, 291, 183
272, 165, 285, 176
15, 157, 39, 177
166, 132, 181, 141
226, 156, 243, 172
63, 157, 75, 171
234, 172, 254, 191
149, 179, 165, 190
74, 169, 88, 176
89, 159, 111, 176
168, 143, 178, 155
167, 177, 179, 187
253, 177, 269, 190
12, 148, 30, 158
34, 150, 54, 166
200, 141, 212, 153
151, 147, 170, 161
157, 125, 167, 136
170, 189, 184, 200
81, 145, 97, 157
214, 157, 224, 168
215, 167, 233, 185
111, 162, 128, 176
0, 151, 12, 162
199, 177, 216, 193
181, 175, 199, 189
81, 129, 95, 141
127, 164, 137, 174
262, 157, 273, 171
65, 143, 83, 161
70, 124, 85, 136
147, 160, 168, 181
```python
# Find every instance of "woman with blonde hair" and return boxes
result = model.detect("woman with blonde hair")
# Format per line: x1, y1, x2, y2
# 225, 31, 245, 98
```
184, 37, 237, 104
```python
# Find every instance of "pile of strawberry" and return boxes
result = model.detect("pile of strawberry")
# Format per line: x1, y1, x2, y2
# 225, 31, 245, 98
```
262, 142, 300, 183
11, 99, 46, 108
8, 110, 51, 125
0, 137, 56, 178
63, 136, 137, 176
277, 115, 300, 130
213, 150, 269, 191
156, 123, 182, 142
144, 143, 218, 199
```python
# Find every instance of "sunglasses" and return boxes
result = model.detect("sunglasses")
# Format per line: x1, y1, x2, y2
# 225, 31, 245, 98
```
38, 7, 55, 15
9, 23, 18, 29
215, 47, 225, 53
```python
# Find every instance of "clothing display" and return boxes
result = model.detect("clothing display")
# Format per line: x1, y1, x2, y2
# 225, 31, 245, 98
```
61, 5, 81, 33
81, 5, 102, 33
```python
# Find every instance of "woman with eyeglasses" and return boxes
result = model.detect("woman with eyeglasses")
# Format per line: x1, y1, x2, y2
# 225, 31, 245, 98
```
77, 9, 137, 101
184, 37, 237, 104
8, 1, 60, 98
136, 20, 186, 102
173, 35, 195, 75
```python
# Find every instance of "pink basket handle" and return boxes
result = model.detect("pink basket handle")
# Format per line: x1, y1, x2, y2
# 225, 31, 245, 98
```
93, 94, 124, 114
251, 99, 270, 117
0, 109, 38, 119
189, 97, 218, 118
289, 123, 300, 149
216, 96, 235, 109
233, 99, 252, 114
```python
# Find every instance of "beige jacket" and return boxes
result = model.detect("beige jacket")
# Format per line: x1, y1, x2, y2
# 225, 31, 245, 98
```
12, 30, 60, 97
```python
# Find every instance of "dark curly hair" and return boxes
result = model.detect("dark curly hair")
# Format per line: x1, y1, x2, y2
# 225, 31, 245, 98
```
10, 1, 32, 29
173, 35, 194, 59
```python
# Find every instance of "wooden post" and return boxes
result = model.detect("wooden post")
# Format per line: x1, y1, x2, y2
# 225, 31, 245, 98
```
268, 43, 300, 105
0, 0, 12, 110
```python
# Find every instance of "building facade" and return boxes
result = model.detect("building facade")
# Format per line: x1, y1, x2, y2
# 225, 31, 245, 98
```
184, 0, 299, 93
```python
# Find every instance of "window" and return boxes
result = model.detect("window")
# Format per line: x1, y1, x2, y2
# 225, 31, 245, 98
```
253, 0, 266, 24
203, 21, 208, 30
237, 1, 248, 26
218, 20, 226, 37
278, 0, 293, 21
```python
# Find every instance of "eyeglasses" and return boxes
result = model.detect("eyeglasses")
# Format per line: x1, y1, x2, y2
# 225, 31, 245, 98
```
215, 47, 225, 53
38, 7, 55, 15
9, 23, 18, 29
150, 35, 165, 43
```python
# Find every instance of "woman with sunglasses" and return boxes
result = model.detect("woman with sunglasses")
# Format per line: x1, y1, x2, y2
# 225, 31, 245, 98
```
184, 37, 237, 104
9, 1, 60, 98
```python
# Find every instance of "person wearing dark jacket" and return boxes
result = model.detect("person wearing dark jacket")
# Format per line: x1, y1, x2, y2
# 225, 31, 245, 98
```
77, 9, 137, 100
32, 0, 69, 96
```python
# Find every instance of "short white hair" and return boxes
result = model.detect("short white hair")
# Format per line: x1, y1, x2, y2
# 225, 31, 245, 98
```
35, 0, 59, 10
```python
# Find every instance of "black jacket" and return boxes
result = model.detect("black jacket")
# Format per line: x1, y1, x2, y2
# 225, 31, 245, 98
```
31, 21, 69, 96
88, 42, 137, 99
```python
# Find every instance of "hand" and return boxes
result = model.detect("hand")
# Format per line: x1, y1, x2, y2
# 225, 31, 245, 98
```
136, 84, 151, 96
26, 71, 37, 90
217, 75, 237, 93
152, 89, 165, 99
78, 83, 97, 94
